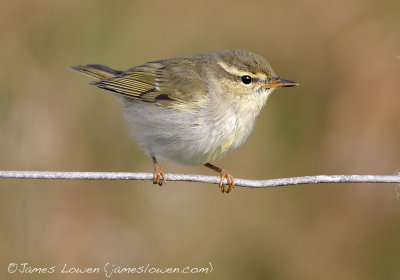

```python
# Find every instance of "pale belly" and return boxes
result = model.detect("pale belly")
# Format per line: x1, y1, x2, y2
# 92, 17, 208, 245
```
117, 98, 260, 165
115, 87, 271, 165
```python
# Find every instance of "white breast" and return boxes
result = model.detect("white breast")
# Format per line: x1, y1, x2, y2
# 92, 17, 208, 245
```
115, 88, 273, 166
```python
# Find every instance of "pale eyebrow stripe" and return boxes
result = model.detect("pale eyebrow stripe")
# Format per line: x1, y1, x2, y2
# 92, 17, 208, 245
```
217, 61, 267, 79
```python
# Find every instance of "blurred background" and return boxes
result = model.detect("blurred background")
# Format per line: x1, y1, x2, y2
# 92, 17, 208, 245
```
0, 0, 399, 279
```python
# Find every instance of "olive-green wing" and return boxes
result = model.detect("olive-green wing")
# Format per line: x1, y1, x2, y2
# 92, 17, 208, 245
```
92, 62, 181, 106
72, 58, 208, 107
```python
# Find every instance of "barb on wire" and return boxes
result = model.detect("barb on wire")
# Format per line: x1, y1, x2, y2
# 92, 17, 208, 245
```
0, 170, 399, 188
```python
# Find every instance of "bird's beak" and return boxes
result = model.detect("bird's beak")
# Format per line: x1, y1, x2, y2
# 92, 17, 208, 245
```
262, 77, 299, 89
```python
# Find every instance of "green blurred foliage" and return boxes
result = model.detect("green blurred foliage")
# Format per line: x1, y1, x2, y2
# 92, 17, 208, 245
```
0, 0, 400, 279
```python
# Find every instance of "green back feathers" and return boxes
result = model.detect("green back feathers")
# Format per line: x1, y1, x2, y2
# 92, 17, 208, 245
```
71, 50, 277, 107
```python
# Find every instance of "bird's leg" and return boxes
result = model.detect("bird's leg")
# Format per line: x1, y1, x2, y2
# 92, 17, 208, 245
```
204, 163, 234, 193
152, 155, 166, 186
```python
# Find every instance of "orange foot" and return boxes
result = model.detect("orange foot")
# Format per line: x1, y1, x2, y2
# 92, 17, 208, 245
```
204, 163, 235, 193
219, 170, 235, 193
153, 168, 166, 186
152, 156, 166, 186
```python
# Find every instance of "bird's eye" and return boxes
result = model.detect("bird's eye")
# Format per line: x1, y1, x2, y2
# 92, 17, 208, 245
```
241, 75, 252, 84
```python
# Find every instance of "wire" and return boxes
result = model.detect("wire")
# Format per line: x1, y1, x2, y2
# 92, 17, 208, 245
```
1, 170, 399, 188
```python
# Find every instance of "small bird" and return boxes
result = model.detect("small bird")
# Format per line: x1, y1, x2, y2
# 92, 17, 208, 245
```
72, 50, 298, 193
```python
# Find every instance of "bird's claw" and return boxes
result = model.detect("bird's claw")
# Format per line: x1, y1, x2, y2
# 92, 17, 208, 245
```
219, 171, 234, 193
153, 166, 166, 186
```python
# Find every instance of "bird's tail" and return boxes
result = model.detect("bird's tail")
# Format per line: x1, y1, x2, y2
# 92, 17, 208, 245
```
71, 64, 123, 80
